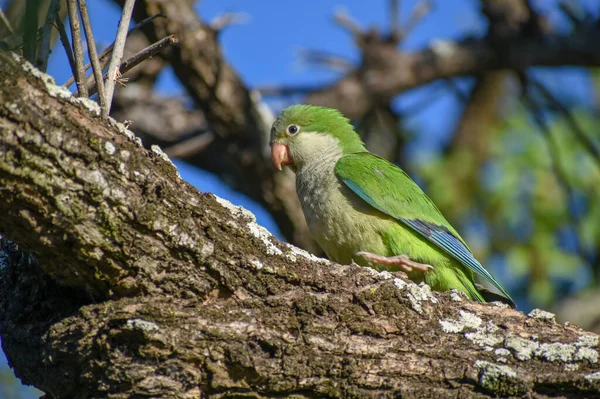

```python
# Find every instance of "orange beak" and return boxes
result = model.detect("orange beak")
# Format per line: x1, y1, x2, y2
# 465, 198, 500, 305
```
271, 142, 292, 170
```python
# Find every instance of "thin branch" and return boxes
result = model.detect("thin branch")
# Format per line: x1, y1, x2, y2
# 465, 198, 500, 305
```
67, 0, 88, 97
530, 77, 600, 169
255, 84, 320, 97
77, 0, 106, 109
0, 7, 14, 35
63, 13, 164, 88
559, 0, 585, 27
97, 12, 162, 69
389, 0, 401, 39
36, 0, 60, 72
85, 34, 178, 97
209, 12, 249, 31
55, 16, 77, 79
23, 0, 39, 63
333, 7, 363, 36
103, 0, 136, 118
297, 49, 354, 72
403, 0, 433, 37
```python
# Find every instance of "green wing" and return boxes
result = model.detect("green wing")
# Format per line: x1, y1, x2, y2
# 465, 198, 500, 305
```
335, 152, 514, 306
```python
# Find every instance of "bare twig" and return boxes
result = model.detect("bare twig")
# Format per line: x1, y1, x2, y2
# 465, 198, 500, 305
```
297, 49, 354, 72
85, 35, 178, 97
530, 77, 600, 168
36, 0, 60, 71
256, 84, 320, 97
389, 0, 401, 39
333, 7, 363, 36
117, 34, 177, 72
164, 132, 215, 158
0, 7, 13, 35
67, 0, 88, 97
403, 0, 433, 37
559, 0, 584, 27
96, 13, 163, 69
63, 13, 164, 88
210, 12, 249, 31
103, 0, 136, 117
23, 0, 39, 63
77, 0, 106, 109
55, 16, 77, 79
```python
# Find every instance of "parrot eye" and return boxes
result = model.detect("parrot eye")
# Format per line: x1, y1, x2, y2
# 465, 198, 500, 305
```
287, 124, 299, 135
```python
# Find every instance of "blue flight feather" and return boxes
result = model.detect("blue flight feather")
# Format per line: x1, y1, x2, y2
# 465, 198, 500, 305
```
339, 175, 512, 302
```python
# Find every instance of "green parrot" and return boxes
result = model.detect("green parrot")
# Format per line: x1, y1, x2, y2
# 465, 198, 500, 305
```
270, 104, 515, 307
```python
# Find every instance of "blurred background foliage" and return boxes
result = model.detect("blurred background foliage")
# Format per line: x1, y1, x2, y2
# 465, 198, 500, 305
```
418, 100, 600, 309
2, 0, 600, 396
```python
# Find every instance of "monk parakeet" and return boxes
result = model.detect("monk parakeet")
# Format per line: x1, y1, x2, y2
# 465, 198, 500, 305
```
270, 104, 514, 307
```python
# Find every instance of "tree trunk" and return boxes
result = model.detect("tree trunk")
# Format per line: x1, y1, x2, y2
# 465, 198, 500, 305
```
1, 52, 599, 399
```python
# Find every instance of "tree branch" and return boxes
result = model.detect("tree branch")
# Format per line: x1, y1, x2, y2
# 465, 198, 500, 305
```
84, 34, 178, 97
63, 12, 164, 88
54, 14, 77, 76
111, 0, 319, 253
102, 0, 136, 117
22, 0, 40, 63
0, 7, 14, 36
1, 52, 600, 398
77, 0, 106, 109
305, 28, 600, 119
35, 0, 60, 71
66, 0, 88, 96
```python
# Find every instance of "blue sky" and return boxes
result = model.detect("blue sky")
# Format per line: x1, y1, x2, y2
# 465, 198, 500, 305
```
2, 0, 599, 396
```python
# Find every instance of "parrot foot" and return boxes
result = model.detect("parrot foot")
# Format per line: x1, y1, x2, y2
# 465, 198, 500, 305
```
355, 251, 434, 273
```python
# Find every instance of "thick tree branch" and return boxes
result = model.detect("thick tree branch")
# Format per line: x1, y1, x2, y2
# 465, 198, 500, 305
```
306, 28, 600, 119
1, 52, 600, 399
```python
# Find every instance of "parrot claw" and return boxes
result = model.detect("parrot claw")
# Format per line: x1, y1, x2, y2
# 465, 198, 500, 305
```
355, 251, 434, 273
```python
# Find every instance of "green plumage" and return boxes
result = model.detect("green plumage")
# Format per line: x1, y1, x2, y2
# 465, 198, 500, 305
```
271, 105, 514, 307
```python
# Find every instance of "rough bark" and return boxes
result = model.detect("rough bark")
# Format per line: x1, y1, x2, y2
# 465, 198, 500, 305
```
1, 53, 600, 399
110, 0, 319, 254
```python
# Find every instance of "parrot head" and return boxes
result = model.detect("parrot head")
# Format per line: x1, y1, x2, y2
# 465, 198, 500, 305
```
270, 105, 366, 171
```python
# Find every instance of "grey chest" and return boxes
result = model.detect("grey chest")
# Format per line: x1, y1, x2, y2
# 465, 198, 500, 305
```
295, 162, 388, 263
